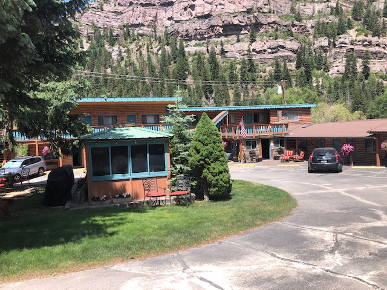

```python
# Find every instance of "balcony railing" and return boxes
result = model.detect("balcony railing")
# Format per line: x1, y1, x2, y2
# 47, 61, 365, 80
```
12, 123, 288, 141
12, 124, 175, 141
220, 124, 288, 139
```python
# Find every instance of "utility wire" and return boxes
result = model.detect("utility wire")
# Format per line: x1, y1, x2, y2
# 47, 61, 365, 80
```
73, 70, 281, 87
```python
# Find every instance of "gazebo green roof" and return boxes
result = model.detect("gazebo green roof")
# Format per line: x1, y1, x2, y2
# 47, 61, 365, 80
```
81, 127, 173, 141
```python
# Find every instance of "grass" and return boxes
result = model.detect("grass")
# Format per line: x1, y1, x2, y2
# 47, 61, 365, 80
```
0, 180, 296, 282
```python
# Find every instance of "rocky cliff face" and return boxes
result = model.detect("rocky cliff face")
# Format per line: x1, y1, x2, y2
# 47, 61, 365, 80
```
76, 0, 387, 75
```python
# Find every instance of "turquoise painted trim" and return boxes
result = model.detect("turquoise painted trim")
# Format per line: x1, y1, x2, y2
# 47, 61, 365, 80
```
179, 104, 316, 112
88, 140, 168, 182
78, 97, 182, 103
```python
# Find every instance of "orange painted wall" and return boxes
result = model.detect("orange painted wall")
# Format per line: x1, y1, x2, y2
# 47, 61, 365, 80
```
88, 177, 169, 201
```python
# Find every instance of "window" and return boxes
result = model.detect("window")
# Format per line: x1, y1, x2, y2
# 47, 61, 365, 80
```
229, 114, 236, 124
142, 114, 159, 124
191, 115, 199, 126
283, 111, 299, 122
126, 115, 136, 124
273, 139, 285, 148
111, 146, 128, 175
221, 114, 235, 126
131, 144, 148, 173
83, 116, 92, 126
149, 144, 165, 172
245, 140, 257, 150
98, 115, 117, 126
91, 147, 110, 176
253, 113, 266, 123
365, 139, 376, 153
317, 139, 325, 148
89, 141, 168, 181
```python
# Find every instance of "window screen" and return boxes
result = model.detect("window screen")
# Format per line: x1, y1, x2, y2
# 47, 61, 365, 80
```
111, 146, 128, 174
149, 144, 165, 172
131, 144, 148, 173
91, 147, 110, 176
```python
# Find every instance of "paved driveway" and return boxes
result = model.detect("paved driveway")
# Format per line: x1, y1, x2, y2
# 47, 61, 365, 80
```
1, 163, 387, 290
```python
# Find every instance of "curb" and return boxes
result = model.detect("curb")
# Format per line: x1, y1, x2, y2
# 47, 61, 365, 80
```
233, 164, 256, 167
351, 166, 385, 169
277, 164, 300, 167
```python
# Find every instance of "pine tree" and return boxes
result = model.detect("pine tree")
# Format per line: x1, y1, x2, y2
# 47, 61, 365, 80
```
236, 32, 241, 42
295, 43, 305, 69
273, 58, 282, 82
228, 60, 238, 84
295, 10, 302, 22
384, 0, 387, 18
361, 51, 371, 80
108, 28, 115, 46
220, 40, 226, 57
162, 99, 194, 186
337, 16, 347, 35
170, 36, 178, 62
188, 113, 231, 200
239, 59, 249, 87
202, 64, 213, 100
249, 24, 257, 44
247, 48, 257, 83
315, 49, 324, 71
208, 46, 220, 80
335, 1, 344, 16
343, 52, 358, 81
282, 59, 292, 87
233, 84, 242, 105
213, 84, 223, 106
352, 0, 364, 21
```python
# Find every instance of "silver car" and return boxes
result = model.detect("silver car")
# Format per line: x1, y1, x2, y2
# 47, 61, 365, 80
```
1, 156, 46, 182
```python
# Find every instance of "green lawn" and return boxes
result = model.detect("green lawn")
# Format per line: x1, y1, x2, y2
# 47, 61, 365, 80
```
0, 180, 296, 282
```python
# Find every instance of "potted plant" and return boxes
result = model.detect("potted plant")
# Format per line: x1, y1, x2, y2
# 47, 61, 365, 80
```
340, 143, 354, 166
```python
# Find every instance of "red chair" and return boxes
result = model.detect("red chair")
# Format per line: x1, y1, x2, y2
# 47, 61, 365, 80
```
169, 177, 192, 206
280, 150, 294, 162
142, 178, 167, 206
293, 151, 305, 162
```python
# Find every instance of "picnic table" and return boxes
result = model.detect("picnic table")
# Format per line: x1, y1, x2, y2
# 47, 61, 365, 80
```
0, 188, 34, 217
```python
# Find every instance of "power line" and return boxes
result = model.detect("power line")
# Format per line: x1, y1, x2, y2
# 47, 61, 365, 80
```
72, 70, 280, 87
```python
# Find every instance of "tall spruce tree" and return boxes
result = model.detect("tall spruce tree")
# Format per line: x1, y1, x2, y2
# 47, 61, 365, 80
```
352, 0, 364, 21
273, 58, 282, 82
343, 52, 358, 81
188, 113, 231, 200
0, 0, 88, 143
361, 51, 371, 80
162, 99, 194, 186
249, 24, 257, 44
282, 59, 292, 87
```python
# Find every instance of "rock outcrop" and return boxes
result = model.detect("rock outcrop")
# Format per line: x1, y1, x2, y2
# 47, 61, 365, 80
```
76, 0, 387, 75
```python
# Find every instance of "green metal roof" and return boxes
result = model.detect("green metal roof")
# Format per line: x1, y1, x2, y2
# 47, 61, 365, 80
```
179, 104, 316, 112
78, 97, 181, 103
81, 127, 173, 141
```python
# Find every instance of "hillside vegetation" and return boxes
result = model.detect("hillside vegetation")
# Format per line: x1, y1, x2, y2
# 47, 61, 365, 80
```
74, 0, 387, 122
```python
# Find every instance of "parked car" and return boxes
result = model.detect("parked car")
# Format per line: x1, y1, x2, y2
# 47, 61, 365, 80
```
1, 156, 46, 182
308, 147, 343, 173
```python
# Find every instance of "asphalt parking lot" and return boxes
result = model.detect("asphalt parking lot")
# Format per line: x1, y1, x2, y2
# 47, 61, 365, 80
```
1, 163, 387, 290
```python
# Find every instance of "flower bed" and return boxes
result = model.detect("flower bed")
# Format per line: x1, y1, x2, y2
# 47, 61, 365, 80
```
91, 193, 131, 206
